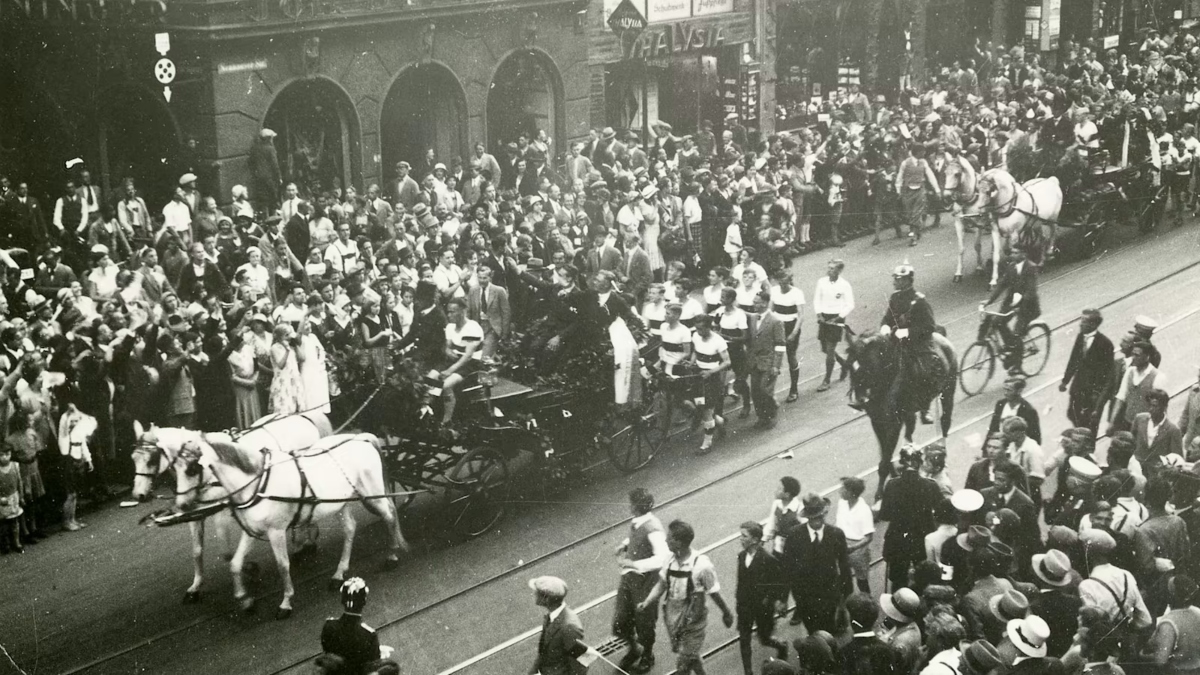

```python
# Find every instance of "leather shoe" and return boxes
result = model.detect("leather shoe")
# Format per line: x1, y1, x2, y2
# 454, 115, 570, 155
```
618, 644, 643, 670
631, 653, 655, 674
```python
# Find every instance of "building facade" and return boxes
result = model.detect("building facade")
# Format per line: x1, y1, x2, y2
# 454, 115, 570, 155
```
1, 0, 590, 208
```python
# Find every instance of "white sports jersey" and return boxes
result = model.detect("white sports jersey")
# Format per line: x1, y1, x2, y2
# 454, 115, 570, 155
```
445, 319, 484, 360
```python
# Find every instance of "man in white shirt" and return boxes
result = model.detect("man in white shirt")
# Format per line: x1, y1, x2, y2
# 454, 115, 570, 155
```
77, 170, 103, 220
53, 179, 87, 236
432, 248, 465, 301
162, 187, 194, 246
323, 223, 360, 276
762, 476, 802, 554
1002, 415, 1046, 509
1077, 529, 1152, 631
813, 259, 854, 391
280, 182, 302, 224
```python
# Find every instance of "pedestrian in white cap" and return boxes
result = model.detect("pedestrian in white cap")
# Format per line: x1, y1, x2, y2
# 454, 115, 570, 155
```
529, 576, 589, 675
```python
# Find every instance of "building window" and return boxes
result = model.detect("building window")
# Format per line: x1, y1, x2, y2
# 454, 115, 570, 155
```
1024, 4, 1042, 41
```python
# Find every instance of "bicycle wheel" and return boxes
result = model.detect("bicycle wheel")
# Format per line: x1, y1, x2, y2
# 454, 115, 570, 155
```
1020, 322, 1052, 377
959, 341, 995, 396
606, 392, 667, 473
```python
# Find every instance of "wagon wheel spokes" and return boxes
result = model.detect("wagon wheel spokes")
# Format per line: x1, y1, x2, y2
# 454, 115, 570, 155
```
606, 391, 667, 473
443, 447, 510, 538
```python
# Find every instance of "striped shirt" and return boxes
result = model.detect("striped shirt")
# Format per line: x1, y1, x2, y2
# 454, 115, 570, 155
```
693, 333, 729, 370
660, 323, 693, 371
641, 301, 667, 336
714, 306, 748, 344
445, 319, 484, 360
770, 286, 806, 329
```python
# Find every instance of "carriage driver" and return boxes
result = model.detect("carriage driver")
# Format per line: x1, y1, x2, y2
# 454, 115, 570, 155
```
879, 264, 941, 423
319, 578, 398, 675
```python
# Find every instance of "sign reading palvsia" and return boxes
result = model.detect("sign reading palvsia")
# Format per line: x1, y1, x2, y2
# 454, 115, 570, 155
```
623, 21, 727, 59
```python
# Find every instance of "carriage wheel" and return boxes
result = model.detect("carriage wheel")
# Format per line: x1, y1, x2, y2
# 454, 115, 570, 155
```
606, 392, 668, 474
959, 341, 995, 396
385, 470, 420, 514
443, 447, 510, 538
1019, 323, 1052, 378
1075, 202, 1105, 259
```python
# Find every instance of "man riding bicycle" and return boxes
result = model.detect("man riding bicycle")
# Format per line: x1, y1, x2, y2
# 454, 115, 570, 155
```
980, 249, 1040, 374
879, 264, 942, 423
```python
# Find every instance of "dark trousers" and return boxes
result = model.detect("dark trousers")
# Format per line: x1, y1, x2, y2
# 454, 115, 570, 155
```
1067, 388, 1105, 434
792, 589, 841, 634
750, 368, 778, 421
737, 605, 786, 675
613, 572, 659, 651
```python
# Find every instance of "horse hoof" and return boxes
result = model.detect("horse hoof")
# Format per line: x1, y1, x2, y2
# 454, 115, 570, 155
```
953, 274, 962, 283
182, 591, 201, 604
328, 577, 345, 592
276, 607, 293, 621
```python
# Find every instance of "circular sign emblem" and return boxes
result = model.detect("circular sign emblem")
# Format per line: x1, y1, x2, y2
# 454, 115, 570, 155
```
154, 58, 176, 85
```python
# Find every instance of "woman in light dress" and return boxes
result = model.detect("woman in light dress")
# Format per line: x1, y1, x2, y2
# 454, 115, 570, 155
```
269, 323, 305, 415
639, 185, 665, 278
228, 329, 262, 427
298, 317, 331, 413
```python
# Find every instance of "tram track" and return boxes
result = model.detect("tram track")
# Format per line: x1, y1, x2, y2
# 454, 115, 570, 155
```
59, 247, 1200, 675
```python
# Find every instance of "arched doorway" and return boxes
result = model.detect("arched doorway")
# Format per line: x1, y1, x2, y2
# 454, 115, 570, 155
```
95, 83, 181, 210
487, 49, 562, 158
263, 78, 362, 198
380, 63, 466, 181
0, 63, 75, 208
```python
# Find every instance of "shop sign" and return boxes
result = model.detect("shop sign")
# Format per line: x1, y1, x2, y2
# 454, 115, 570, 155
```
0, 0, 166, 21
218, 59, 268, 74
693, 0, 733, 16
1103, 34, 1119, 49
608, 0, 648, 34
740, 69, 760, 122
647, 0, 690, 23
624, 22, 726, 59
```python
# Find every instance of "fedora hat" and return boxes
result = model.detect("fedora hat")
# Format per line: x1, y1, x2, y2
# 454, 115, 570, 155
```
880, 588, 921, 624
640, 184, 659, 200
601, 127, 616, 140
412, 203, 430, 218
1007, 616, 1050, 658
800, 493, 829, 519
1032, 549, 1074, 587
962, 640, 1003, 674
987, 590, 1029, 624
956, 525, 993, 552
525, 257, 546, 271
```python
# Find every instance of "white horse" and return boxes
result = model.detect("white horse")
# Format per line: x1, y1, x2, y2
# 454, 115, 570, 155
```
930, 152, 998, 284
962, 168, 1063, 285
172, 432, 408, 619
131, 412, 334, 603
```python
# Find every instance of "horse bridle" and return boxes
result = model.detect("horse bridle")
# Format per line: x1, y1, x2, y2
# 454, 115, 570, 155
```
132, 441, 163, 480
975, 174, 1019, 218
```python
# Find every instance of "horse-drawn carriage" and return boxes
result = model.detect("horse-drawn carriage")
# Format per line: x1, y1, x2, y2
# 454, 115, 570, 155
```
335, 339, 676, 540
1055, 161, 1165, 258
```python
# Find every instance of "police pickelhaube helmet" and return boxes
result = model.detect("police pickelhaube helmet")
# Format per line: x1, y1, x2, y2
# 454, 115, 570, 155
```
340, 577, 369, 613
892, 263, 916, 278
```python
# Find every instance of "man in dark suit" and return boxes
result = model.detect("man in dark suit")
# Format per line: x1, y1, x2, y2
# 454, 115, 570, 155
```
584, 233, 622, 279
319, 578, 385, 675
839, 593, 902, 675
175, 242, 231, 304
394, 281, 448, 367
467, 265, 510, 361
735, 521, 788, 675
982, 462, 1041, 553
1029, 549, 1081, 657
781, 493, 852, 634
4, 182, 49, 250
621, 234, 652, 305
1060, 309, 1115, 433
987, 376, 1042, 445
966, 433, 1007, 493
747, 291, 786, 427
1131, 387, 1184, 467
983, 248, 1040, 373
284, 201, 312, 262
879, 446, 943, 591
528, 576, 588, 675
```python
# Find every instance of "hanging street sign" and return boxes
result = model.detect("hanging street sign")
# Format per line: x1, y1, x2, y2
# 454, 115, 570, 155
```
607, 0, 647, 35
